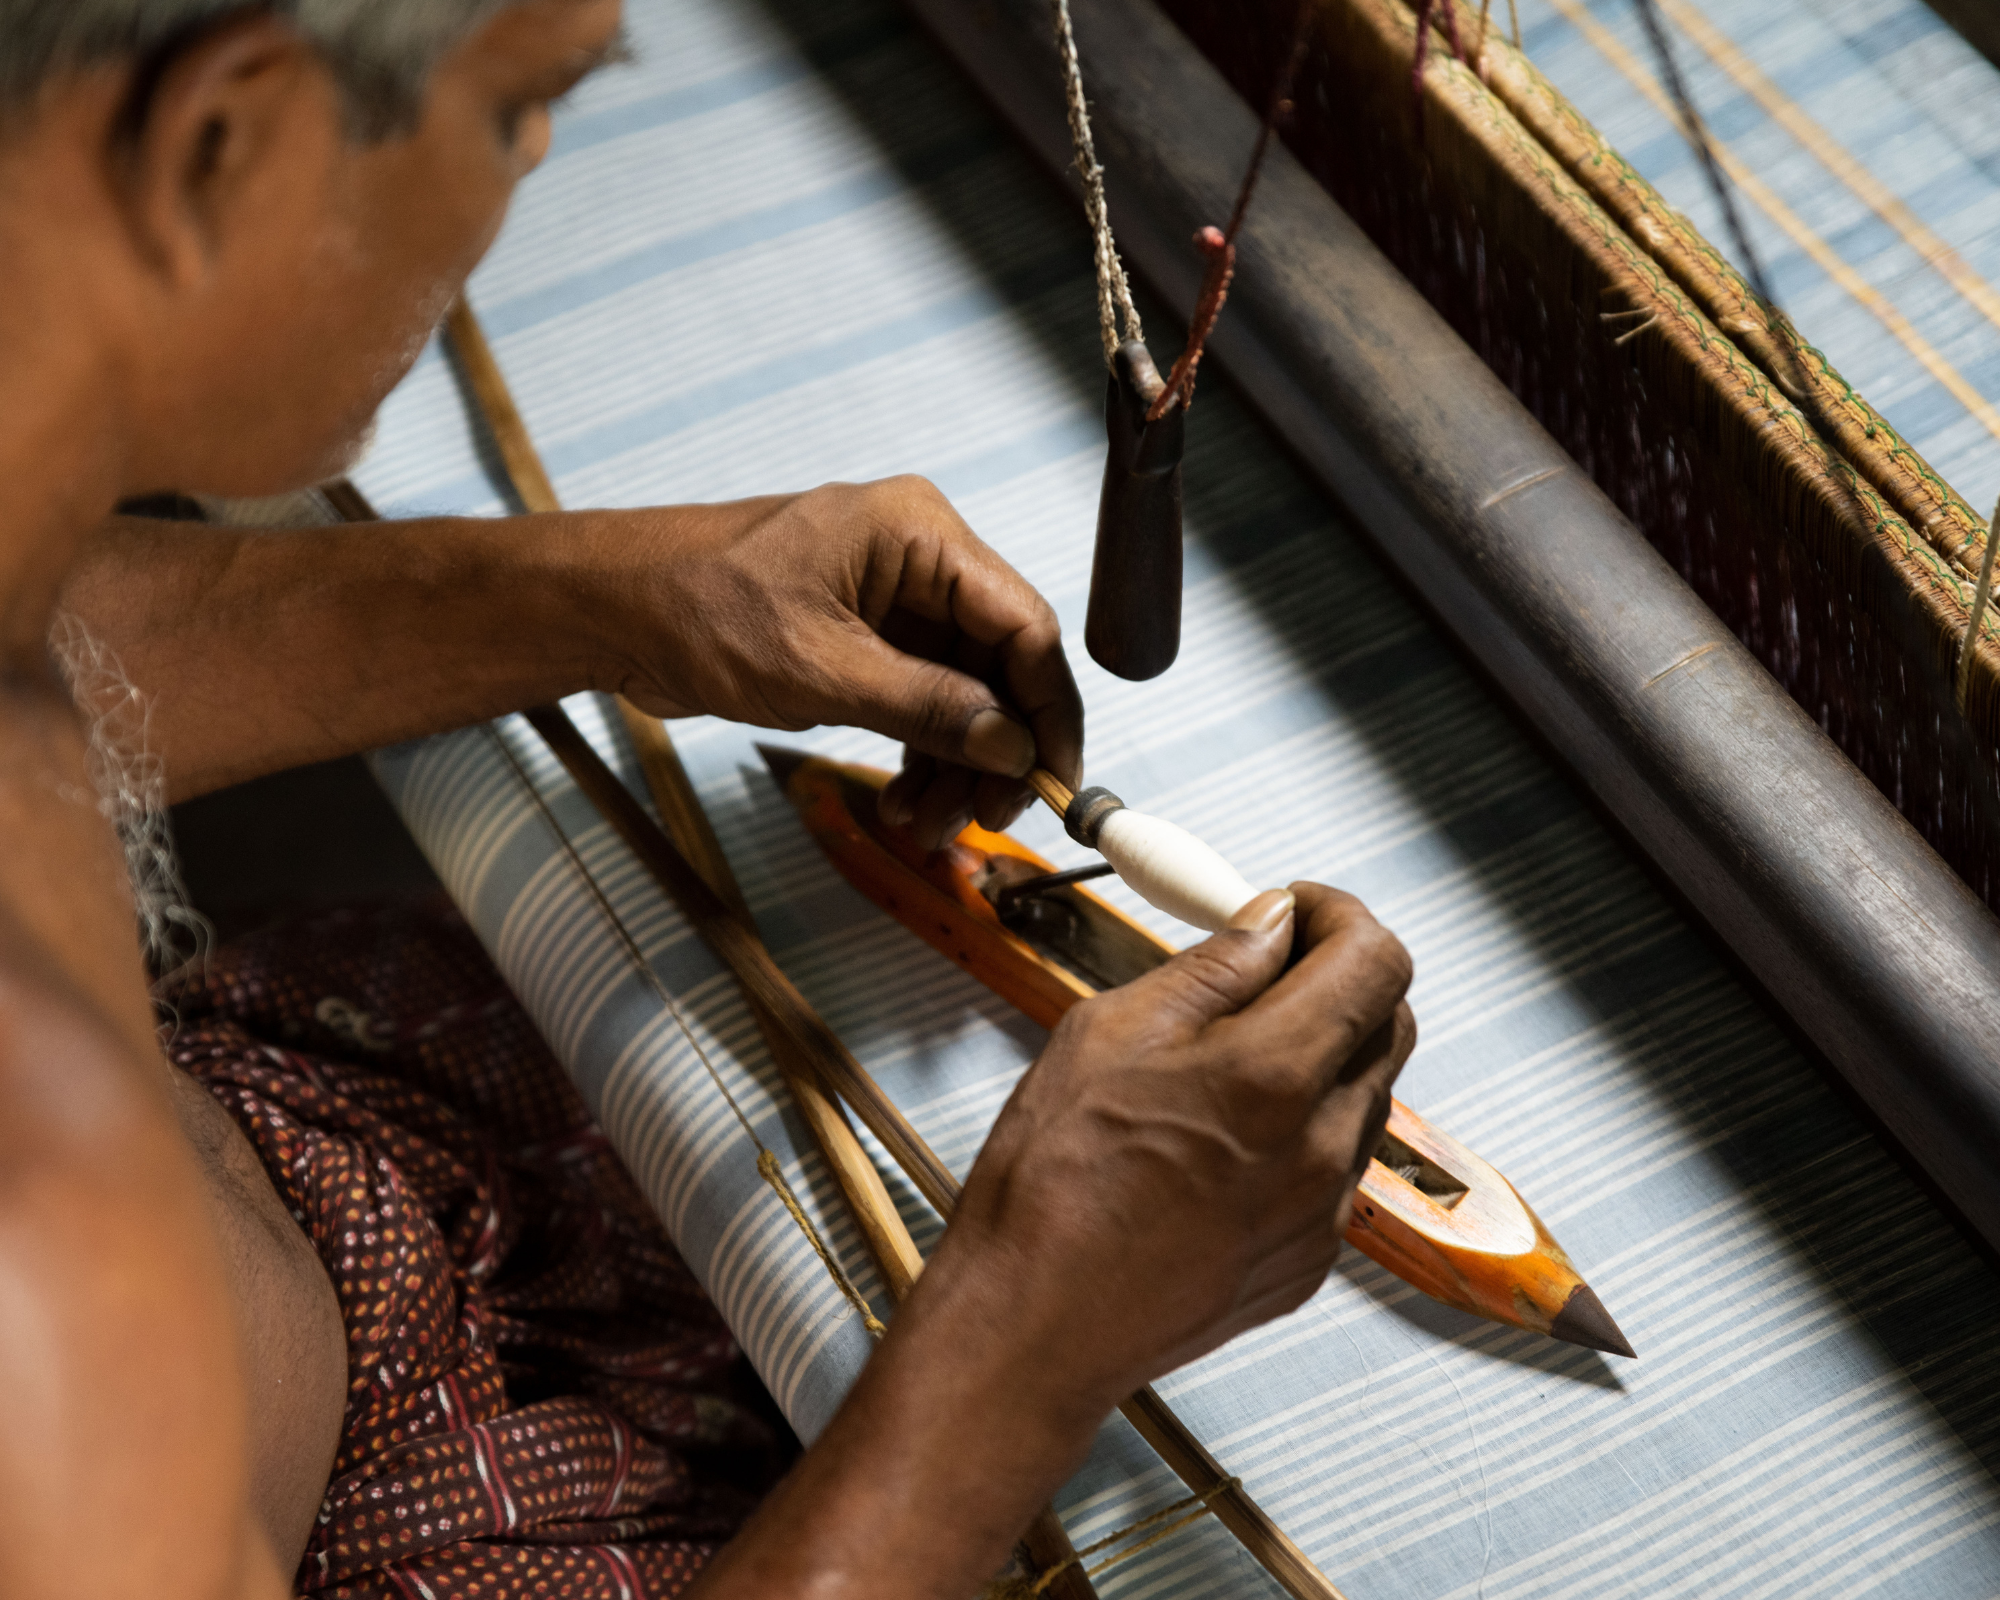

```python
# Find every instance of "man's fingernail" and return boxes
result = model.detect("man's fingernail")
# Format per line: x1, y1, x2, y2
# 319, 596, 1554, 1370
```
879, 790, 914, 827
1229, 889, 1295, 934
964, 709, 1036, 777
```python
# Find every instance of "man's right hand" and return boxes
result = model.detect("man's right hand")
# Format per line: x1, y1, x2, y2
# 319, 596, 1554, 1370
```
689, 880, 1413, 1600
691, 880, 1414, 1600
937, 880, 1416, 1417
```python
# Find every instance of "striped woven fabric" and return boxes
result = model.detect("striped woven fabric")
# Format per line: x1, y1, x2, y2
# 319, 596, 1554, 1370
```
355, 0, 2000, 1593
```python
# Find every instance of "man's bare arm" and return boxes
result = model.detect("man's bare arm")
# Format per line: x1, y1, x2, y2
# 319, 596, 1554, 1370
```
60, 477, 1083, 839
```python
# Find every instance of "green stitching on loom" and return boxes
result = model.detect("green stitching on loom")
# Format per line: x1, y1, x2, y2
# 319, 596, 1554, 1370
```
1493, 11, 1989, 561
1418, 0, 2000, 662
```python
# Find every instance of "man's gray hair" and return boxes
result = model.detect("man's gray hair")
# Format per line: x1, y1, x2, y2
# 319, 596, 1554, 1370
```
1, 1, 514, 134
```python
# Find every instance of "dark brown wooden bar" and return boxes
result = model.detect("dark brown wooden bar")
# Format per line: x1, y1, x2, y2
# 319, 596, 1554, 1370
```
901, 0, 2000, 1252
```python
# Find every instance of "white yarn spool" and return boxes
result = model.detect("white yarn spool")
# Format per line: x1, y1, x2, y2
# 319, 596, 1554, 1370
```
1096, 807, 1260, 932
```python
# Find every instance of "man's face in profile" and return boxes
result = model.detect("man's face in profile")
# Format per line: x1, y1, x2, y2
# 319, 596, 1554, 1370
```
80, 0, 625, 499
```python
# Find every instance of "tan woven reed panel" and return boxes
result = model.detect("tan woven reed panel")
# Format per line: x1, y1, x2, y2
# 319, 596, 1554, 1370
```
1157, 0, 2000, 902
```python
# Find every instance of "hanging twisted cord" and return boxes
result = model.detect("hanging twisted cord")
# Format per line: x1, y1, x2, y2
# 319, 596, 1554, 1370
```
484, 722, 887, 1341
1053, 0, 1144, 365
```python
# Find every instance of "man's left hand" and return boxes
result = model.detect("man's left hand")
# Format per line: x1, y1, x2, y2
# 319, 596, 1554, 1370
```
606, 475, 1083, 847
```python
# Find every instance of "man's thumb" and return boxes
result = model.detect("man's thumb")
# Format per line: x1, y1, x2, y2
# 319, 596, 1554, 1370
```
1140, 889, 1297, 1029
838, 635, 1038, 776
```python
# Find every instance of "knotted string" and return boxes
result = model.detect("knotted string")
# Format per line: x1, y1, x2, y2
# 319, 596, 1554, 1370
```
486, 723, 888, 1342
1145, 0, 1312, 421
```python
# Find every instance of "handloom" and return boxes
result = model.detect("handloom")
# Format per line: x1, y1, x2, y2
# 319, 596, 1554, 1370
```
342, 0, 2000, 1592
908, 0, 2000, 1251
436, 279, 1627, 1586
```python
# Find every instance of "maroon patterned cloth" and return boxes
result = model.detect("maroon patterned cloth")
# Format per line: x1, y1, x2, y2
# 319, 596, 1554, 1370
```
166, 898, 774, 1599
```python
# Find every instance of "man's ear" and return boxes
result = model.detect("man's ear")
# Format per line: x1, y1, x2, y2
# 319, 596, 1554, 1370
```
116, 14, 327, 289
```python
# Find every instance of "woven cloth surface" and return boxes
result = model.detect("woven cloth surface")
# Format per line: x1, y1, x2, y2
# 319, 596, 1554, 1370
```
352, 0, 2000, 1594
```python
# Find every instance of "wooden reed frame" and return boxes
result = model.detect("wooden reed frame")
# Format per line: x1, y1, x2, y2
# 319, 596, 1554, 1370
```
1159, 0, 2000, 906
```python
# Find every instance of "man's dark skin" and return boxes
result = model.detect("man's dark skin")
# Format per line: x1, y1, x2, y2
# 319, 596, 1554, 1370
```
0, 3, 1415, 1595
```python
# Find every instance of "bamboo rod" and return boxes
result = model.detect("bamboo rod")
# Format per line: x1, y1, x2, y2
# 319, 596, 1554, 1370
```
624, 715, 927, 1301
1026, 767, 1077, 816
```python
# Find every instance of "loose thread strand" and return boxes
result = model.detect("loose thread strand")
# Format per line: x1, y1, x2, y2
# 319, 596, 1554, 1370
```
484, 723, 888, 1341
988, 1477, 1242, 1599
1629, 0, 1869, 533
1052, 0, 1142, 365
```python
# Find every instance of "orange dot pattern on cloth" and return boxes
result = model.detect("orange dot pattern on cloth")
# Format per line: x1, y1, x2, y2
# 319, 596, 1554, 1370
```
168, 899, 774, 1598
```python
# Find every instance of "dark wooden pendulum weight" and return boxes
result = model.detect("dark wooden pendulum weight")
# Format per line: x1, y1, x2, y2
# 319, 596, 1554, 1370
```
1086, 340, 1186, 681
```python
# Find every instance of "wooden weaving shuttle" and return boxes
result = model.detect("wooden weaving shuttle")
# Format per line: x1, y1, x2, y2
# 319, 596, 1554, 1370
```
760, 746, 1636, 1359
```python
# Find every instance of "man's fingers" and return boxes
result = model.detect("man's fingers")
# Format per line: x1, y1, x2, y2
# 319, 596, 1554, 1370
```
995, 623, 1083, 791
1113, 890, 1298, 1037
826, 630, 1039, 778
972, 771, 1033, 833
1214, 882, 1413, 1095
908, 762, 978, 851
868, 479, 1084, 789
1303, 1009, 1407, 1195
879, 751, 933, 829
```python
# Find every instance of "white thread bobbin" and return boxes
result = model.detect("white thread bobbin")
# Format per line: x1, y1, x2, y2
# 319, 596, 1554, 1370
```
1064, 785, 1261, 932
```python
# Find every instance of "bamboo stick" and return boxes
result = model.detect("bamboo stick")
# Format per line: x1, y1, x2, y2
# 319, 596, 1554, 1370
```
1026, 767, 1077, 816
626, 717, 928, 1302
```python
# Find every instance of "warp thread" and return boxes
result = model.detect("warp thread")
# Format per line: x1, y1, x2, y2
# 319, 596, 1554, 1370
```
485, 723, 888, 1343
1957, 494, 2000, 716
985, 1476, 1242, 1599
1052, 0, 1144, 366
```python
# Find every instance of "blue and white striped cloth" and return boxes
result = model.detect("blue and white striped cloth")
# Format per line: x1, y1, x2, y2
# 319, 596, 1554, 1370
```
356, 0, 2000, 1592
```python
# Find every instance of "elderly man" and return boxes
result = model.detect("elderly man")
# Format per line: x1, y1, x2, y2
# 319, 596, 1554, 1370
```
0, 2, 1414, 1595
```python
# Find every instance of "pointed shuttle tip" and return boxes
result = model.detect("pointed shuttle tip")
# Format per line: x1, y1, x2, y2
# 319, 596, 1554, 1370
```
755, 743, 811, 792
1550, 1282, 1637, 1358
